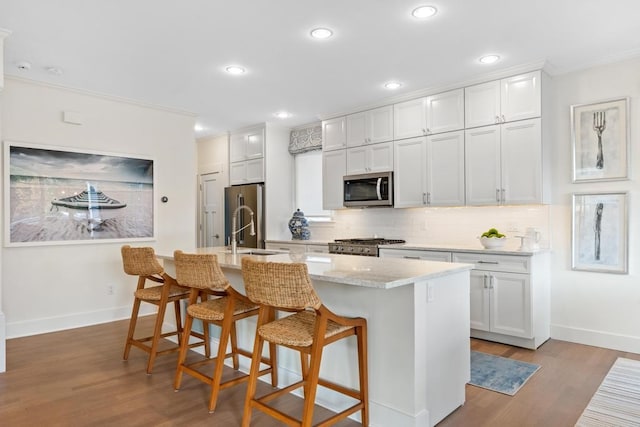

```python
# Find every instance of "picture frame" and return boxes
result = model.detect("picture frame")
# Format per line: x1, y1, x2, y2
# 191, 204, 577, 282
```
571, 97, 630, 182
572, 192, 628, 274
4, 141, 155, 246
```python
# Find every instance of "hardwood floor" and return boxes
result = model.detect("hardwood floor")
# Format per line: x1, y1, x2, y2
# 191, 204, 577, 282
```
1, 318, 638, 426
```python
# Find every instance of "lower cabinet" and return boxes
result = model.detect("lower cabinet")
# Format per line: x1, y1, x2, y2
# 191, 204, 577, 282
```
265, 242, 329, 253
381, 247, 550, 349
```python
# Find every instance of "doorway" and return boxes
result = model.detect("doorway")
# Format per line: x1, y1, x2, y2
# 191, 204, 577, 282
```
198, 172, 224, 248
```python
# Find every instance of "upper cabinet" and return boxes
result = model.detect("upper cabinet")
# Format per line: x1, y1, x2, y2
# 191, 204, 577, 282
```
229, 125, 265, 185
465, 71, 541, 128
393, 89, 464, 140
322, 149, 347, 210
346, 105, 393, 147
346, 141, 393, 175
0, 29, 10, 90
322, 116, 347, 151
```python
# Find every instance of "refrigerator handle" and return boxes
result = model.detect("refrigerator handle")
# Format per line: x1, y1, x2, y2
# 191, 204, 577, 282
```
237, 193, 245, 242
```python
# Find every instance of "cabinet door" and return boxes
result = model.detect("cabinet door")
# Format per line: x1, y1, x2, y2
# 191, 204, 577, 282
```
368, 141, 393, 172
245, 158, 264, 184
346, 146, 367, 175
465, 125, 501, 205
426, 130, 465, 206
322, 117, 347, 151
425, 89, 464, 134
230, 162, 247, 185
490, 272, 532, 338
393, 98, 426, 140
470, 270, 491, 332
465, 80, 501, 128
245, 128, 265, 159
229, 133, 246, 163
501, 118, 542, 204
368, 105, 394, 144
322, 149, 346, 210
393, 137, 427, 208
380, 248, 452, 262
501, 71, 541, 123
346, 111, 367, 147
306, 244, 329, 254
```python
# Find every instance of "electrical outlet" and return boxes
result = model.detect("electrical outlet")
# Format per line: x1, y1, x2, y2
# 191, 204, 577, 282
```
106, 284, 114, 295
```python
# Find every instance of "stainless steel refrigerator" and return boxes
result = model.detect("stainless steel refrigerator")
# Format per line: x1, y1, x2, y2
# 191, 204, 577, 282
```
224, 183, 265, 249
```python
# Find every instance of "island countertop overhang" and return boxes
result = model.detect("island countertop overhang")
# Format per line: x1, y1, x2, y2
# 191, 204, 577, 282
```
156, 246, 472, 290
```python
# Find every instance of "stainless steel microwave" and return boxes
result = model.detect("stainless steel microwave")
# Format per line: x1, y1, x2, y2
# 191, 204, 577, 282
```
343, 171, 393, 207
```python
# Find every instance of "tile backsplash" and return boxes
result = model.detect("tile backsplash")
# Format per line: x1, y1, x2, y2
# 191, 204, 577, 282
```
309, 205, 551, 250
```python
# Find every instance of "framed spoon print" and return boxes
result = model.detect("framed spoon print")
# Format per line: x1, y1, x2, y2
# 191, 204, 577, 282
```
572, 192, 628, 274
571, 97, 629, 182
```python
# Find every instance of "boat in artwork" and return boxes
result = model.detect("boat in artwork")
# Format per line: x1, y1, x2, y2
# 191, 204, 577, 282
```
51, 185, 126, 230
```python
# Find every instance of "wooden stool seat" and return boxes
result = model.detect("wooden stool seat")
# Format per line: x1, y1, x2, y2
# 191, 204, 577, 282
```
241, 258, 369, 427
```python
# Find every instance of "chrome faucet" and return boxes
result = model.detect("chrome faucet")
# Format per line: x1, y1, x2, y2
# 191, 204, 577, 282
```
231, 205, 256, 254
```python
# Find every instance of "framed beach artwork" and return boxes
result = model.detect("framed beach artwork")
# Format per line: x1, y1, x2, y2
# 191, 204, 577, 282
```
4, 141, 155, 246
571, 97, 630, 182
571, 192, 628, 274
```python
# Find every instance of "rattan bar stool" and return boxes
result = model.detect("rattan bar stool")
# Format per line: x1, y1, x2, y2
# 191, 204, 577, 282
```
173, 250, 277, 413
241, 258, 369, 427
120, 245, 208, 374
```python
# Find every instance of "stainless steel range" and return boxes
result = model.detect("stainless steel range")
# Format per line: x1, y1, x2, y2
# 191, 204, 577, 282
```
328, 238, 406, 257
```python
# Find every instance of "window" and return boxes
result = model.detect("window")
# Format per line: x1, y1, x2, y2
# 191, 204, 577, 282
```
294, 150, 331, 220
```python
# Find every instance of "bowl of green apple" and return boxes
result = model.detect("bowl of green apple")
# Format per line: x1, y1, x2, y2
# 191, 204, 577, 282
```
479, 228, 506, 249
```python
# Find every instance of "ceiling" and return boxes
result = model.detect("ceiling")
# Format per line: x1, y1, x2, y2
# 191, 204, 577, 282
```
1, 0, 640, 138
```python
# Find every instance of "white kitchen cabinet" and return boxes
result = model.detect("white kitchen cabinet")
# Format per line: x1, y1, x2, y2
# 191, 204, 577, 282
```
465, 118, 541, 205
266, 242, 329, 253
465, 70, 541, 128
230, 126, 265, 184
230, 126, 264, 163
393, 89, 464, 140
0, 30, 9, 90
346, 141, 393, 175
346, 105, 393, 147
394, 131, 464, 208
322, 116, 347, 151
453, 251, 549, 349
379, 248, 452, 262
322, 149, 346, 210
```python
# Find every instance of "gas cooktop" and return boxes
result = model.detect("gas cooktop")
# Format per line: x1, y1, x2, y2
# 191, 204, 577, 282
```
329, 238, 406, 256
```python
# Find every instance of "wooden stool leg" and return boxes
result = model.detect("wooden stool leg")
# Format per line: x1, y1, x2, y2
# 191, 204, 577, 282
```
301, 340, 324, 427
173, 299, 183, 345
242, 308, 269, 427
123, 297, 142, 360
230, 322, 240, 370
146, 286, 170, 374
269, 341, 278, 387
174, 312, 195, 390
357, 324, 369, 427
208, 303, 235, 413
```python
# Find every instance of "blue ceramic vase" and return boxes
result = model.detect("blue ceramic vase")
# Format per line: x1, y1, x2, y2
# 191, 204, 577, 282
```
288, 209, 311, 240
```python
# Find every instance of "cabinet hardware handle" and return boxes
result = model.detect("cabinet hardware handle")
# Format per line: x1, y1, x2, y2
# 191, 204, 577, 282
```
483, 275, 488, 289
422, 192, 427, 204
501, 114, 506, 123
490, 275, 495, 288
279, 248, 289, 250
426, 128, 431, 134
496, 189, 500, 202
427, 192, 431, 204
495, 115, 500, 124
404, 256, 421, 259
422, 128, 427, 135
478, 260, 499, 264
501, 188, 505, 202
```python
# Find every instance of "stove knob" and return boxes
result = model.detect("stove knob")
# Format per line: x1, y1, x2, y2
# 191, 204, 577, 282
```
363, 247, 371, 254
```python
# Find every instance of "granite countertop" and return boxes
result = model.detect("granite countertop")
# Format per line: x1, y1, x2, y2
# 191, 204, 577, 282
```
265, 239, 329, 245
156, 247, 472, 290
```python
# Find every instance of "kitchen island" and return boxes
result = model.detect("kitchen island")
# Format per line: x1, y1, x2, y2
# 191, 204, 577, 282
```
157, 247, 472, 427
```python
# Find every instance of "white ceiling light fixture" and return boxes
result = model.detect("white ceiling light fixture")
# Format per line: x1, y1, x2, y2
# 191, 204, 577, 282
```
479, 54, 501, 64
274, 111, 291, 119
225, 65, 246, 75
194, 124, 204, 132
16, 61, 32, 71
384, 81, 402, 90
411, 5, 438, 19
310, 27, 333, 40
47, 66, 63, 76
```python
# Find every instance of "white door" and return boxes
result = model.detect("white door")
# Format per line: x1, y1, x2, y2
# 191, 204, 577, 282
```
199, 172, 224, 248
469, 270, 490, 332
322, 117, 347, 151
425, 88, 464, 134
393, 97, 426, 140
465, 125, 501, 205
501, 71, 541, 123
368, 141, 393, 172
367, 105, 394, 144
346, 146, 368, 174
346, 112, 367, 147
245, 128, 265, 159
393, 137, 426, 208
501, 118, 542, 204
464, 80, 501, 128
322, 149, 346, 210
426, 130, 465, 206
489, 272, 532, 338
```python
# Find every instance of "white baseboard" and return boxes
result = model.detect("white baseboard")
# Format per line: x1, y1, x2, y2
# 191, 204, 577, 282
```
0, 310, 6, 373
5, 305, 155, 339
551, 324, 640, 353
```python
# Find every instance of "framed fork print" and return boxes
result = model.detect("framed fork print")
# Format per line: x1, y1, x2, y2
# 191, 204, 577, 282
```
571, 97, 629, 182
572, 192, 628, 274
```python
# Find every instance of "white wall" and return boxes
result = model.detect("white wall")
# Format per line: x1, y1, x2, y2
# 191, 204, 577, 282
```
1, 78, 197, 341
548, 57, 640, 353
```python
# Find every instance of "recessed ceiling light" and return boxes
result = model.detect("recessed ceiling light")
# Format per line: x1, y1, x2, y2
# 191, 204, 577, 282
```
310, 27, 333, 39
411, 5, 438, 19
479, 54, 500, 64
274, 111, 291, 119
16, 61, 31, 71
384, 81, 402, 90
47, 66, 63, 76
225, 65, 246, 75
194, 124, 204, 132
